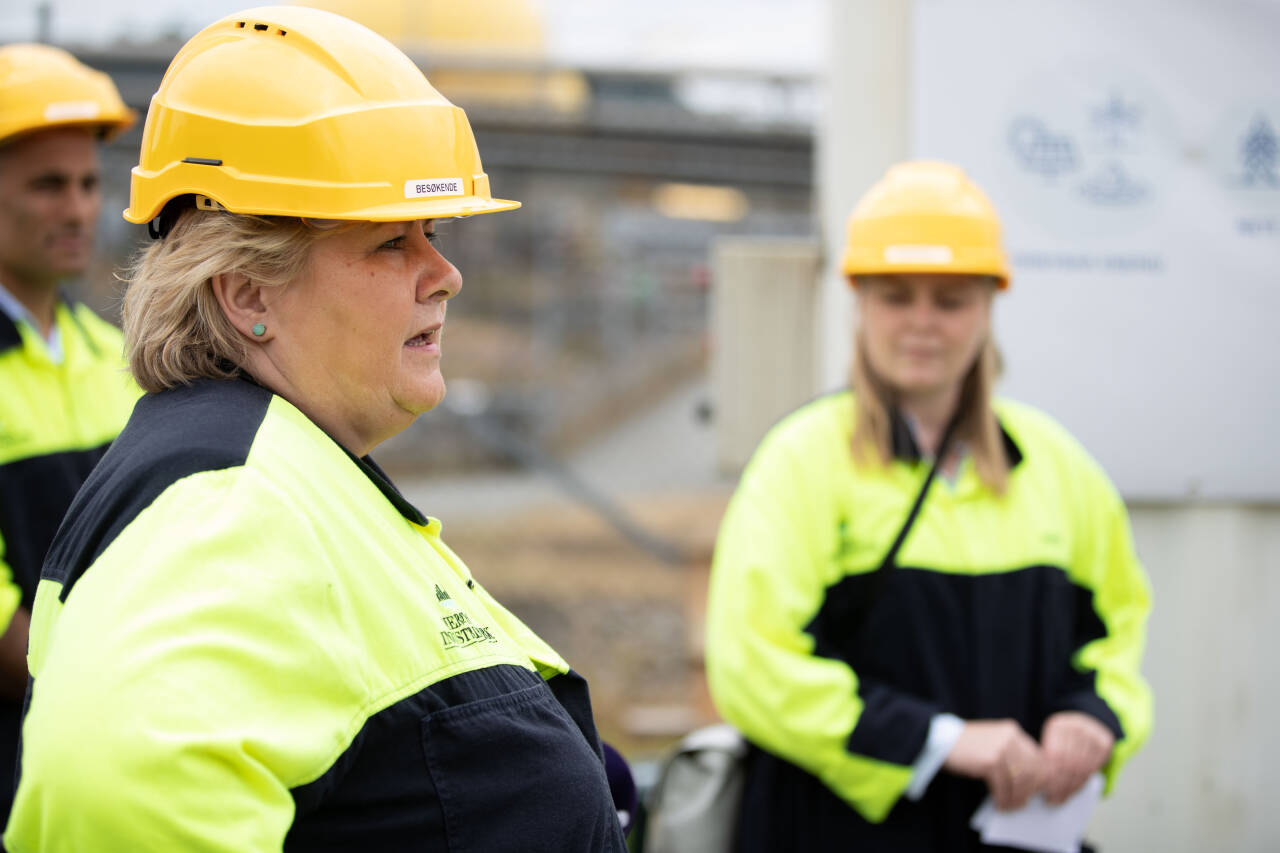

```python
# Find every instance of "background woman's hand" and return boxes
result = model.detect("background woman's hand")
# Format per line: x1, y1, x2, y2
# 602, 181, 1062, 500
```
943, 719, 1046, 810
1040, 711, 1114, 804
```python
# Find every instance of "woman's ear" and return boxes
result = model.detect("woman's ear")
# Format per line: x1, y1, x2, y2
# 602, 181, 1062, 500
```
211, 272, 271, 342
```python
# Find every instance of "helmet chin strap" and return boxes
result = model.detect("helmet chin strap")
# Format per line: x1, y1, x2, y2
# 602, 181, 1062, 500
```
147, 196, 190, 240
147, 194, 228, 240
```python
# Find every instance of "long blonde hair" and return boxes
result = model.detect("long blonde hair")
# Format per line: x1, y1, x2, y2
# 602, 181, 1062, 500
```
850, 334, 1009, 494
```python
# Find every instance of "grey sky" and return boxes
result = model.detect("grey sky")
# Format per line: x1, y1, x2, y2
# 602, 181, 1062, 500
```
1, 0, 824, 73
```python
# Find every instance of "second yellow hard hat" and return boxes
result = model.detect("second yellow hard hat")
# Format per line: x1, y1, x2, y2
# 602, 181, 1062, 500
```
0, 43, 135, 145
841, 161, 1010, 288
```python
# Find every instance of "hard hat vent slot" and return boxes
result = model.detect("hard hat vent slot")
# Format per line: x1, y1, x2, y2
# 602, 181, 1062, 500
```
236, 22, 285, 35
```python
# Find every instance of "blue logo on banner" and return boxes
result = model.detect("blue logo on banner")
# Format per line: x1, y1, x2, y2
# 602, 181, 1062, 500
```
1001, 65, 1177, 236
1091, 93, 1142, 150
1079, 162, 1148, 206
1241, 115, 1279, 187
1008, 117, 1078, 179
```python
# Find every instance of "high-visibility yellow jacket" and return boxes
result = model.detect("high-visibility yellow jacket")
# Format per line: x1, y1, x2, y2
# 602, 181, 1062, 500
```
705, 391, 1152, 850
0, 302, 138, 818
7, 378, 626, 853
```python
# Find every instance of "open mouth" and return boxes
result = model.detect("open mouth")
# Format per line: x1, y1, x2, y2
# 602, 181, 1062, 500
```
405, 326, 440, 347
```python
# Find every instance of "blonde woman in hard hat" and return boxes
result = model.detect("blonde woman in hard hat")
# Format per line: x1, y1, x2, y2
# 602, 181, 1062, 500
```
0, 44, 141, 826
5, 8, 627, 852
705, 162, 1152, 851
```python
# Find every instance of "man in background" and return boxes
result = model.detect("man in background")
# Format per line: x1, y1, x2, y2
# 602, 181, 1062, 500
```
0, 43, 140, 822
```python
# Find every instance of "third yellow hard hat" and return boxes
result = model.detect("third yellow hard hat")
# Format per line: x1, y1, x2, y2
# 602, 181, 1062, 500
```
123, 5, 519, 225
841, 161, 1010, 288
0, 43, 134, 145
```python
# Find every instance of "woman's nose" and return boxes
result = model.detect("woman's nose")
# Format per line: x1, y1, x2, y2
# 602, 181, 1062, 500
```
415, 239, 463, 303
905, 296, 937, 326
64, 182, 100, 226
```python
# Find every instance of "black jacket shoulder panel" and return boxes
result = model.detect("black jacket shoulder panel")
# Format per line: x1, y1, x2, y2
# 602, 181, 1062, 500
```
44, 379, 272, 599
0, 313, 19, 352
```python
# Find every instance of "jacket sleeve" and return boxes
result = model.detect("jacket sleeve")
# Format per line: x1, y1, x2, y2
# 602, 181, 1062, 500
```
0, 532, 20, 633
5, 469, 362, 853
705, 426, 936, 823
1056, 469, 1153, 791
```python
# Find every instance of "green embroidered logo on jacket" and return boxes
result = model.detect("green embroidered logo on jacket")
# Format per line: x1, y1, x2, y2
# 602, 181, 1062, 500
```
435, 584, 497, 649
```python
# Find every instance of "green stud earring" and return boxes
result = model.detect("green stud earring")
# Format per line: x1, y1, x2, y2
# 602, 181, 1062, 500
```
252, 323, 266, 337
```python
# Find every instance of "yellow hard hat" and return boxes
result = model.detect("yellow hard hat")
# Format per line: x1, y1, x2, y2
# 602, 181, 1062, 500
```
841, 161, 1010, 289
0, 43, 135, 145
123, 5, 519, 226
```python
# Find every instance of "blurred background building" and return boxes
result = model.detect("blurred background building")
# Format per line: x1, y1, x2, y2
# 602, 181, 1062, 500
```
4, 0, 1278, 849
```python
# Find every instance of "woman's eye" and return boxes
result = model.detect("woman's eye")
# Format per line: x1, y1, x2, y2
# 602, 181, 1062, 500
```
379, 229, 440, 251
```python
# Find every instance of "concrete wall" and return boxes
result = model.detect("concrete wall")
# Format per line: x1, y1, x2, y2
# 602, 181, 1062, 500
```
710, 237, 821, 472
1090, 504, 1280, 851
814, 0, 911, 393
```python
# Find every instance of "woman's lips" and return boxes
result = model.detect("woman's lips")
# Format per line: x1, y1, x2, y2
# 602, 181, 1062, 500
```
405, 326, 441, 351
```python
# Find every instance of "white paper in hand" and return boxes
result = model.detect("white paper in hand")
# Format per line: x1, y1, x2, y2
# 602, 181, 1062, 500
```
969, 773, 1104, 853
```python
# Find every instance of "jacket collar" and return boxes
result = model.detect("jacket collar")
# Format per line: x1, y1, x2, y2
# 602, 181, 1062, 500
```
235, 374, 429, 526
345, 450, 429, 526
0, 312, 19, 353
0, 289, 94, 357
888, 407, 1023, 468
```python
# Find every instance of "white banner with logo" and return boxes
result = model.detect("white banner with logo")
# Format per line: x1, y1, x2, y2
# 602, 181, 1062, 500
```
911, 0, 1280, 500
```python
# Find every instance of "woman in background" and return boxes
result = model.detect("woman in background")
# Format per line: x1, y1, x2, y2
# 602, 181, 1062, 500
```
705, 161, 1152, 851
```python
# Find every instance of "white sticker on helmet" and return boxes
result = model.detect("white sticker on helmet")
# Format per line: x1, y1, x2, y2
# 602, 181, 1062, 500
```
404, 178, 464, 199
43, 101, 102, 121
884, 244, 954, 264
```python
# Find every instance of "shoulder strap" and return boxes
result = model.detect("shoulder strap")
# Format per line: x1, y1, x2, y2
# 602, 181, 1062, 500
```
877, 417, 956, 571
851, 414, 961, 633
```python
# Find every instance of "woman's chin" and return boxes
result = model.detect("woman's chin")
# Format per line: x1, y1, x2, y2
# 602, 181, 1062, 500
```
396, 379, 447, 417
891, 372, 949, 394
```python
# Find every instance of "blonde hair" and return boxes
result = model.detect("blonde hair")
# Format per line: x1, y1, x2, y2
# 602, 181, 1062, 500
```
850, 331, 1009, 495
122, 208, 334, 393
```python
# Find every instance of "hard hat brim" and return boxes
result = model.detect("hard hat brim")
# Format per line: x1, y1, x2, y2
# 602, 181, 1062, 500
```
0, 110, 136, 147
123, 193, 520, 225
0, 43, 135, 145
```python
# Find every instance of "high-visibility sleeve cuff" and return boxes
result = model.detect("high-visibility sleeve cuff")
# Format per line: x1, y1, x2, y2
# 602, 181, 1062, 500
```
904, 712, 964, 801
1051, 691, 1124, 741
0, 582, 21, 635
